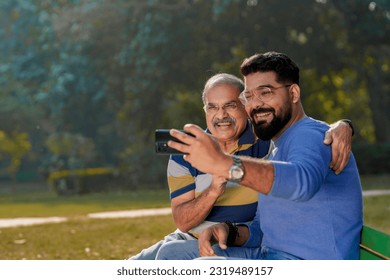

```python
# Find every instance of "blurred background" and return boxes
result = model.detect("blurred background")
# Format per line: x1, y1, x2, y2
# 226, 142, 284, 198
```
0, 0, 389, 259
0, 0, 389, 190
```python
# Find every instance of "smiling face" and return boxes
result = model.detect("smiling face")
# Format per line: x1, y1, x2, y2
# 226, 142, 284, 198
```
203, 83, 248, 145
244, 71, 294, 140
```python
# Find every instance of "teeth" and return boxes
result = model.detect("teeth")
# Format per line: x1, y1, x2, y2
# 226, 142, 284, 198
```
217, 123, 231, 126
256, 112, 271, 117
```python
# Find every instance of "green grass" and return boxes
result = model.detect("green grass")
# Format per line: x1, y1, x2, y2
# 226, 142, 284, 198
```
0, 174, 388, 259
0, 188, 170, 218
363, 195, 390, 234
360, 174, 390, 234
0, 216, 176, 260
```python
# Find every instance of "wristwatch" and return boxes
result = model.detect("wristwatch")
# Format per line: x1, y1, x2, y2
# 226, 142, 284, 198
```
228, 156, 245, 183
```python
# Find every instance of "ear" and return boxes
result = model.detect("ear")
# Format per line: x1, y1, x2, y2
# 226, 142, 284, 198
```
290, 84, 300, 103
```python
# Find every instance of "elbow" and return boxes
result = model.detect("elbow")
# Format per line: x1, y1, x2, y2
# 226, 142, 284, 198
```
173, 215, 191, 233
288, 179, 321, 202
176, 223, 191, 233
177, 226, 190, 233
279, 173, 320, 202
291, 190, 316, 202
291, 165, 322, 201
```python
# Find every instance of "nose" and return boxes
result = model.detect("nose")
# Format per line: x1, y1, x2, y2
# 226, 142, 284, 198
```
215, 107, 229, 118
247, 97, 265, 109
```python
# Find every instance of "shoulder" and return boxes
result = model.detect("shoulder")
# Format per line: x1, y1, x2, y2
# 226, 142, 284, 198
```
169, 155, 200, 176
297, 117, 329, 131
287, 117, 329, 140
277, 117, 331, 156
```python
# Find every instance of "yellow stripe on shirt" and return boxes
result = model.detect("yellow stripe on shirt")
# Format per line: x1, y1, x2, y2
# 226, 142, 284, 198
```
195, 185, 258, 206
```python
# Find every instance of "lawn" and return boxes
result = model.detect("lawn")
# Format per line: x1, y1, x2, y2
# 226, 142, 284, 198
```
0, 216, 175, 260
0, 174, 389, 259
0, 187, 170, 218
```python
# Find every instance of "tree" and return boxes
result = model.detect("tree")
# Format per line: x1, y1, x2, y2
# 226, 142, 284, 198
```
0, 0, 387, 185
330, 0, 390, 143
0, 131, 31, 183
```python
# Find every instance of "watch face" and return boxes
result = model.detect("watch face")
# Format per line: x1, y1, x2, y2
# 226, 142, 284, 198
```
229, 156, 244, 182
232, 167, 244, 179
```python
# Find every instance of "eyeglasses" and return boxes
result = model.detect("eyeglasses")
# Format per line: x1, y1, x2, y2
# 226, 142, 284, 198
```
203, 101, 241, 114
239, 85, 291, 105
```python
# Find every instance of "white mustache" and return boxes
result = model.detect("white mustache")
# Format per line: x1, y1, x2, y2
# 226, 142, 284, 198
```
212, 117, 235, 126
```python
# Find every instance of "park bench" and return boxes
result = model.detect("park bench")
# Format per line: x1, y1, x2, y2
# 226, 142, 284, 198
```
359, 225, 390, 260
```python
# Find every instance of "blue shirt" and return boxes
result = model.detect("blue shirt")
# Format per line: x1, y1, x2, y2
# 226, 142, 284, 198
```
245, 117, 363, 259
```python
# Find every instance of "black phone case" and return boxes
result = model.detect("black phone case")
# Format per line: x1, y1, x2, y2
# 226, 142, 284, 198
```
155, 129, 187, 155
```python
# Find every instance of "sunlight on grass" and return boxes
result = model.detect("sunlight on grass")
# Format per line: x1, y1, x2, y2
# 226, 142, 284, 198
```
0, 175, 388, 260
0, 189, 170, 218
0, 216, 176, 260
0, 174, 387, 218
363, 195, 390, 234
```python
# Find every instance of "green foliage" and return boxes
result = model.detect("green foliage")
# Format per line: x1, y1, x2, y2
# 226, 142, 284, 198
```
302, 69, 375, 142
45, 132, 96, 169
0, 0, 389, 185
331, 0, 390, 44
329, 0, 390, 143
162, 89, 205, 129
0, 131, 32, 178
353, 143, 390, 174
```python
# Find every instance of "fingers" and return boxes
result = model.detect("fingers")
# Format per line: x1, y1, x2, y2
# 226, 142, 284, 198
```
168, 139, 190, 155
209, 177, 227, 197
324, 128, 336, 168
167, 128, 195, 155
331, 150, 342, 174
183, 124, 205, 138
198, 229, 216, 257
323, 130, 332, 145
211, 175, 227, 185
167, 125, 205, 155
169, 128, 195, 144
329, 142, 340, 170
333, 143, 351, 175
199, 244, 216, 257
327, 121, 353, 174
198, 224, 229, 257
218, 233, 228, 251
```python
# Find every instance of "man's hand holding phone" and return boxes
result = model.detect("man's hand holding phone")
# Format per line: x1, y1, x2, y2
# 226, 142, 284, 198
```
155, 129, 192, 155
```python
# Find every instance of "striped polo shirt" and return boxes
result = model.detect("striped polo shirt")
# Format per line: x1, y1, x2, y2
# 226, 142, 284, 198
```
167, 120, 271, 234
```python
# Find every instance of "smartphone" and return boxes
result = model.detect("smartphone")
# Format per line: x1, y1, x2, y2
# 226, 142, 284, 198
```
155, 129, 192, 155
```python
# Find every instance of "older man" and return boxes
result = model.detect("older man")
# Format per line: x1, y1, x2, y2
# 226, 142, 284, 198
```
158, 52, 362, 260
130, 72, 353, 260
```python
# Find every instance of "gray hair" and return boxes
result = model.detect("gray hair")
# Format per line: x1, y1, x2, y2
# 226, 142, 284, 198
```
202, 73, 244, 104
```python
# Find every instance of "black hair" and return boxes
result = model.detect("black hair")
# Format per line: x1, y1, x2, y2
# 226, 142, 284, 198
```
240, 51, 300, 85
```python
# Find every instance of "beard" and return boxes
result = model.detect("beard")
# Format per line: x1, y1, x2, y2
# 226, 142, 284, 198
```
251, 105, 292, 141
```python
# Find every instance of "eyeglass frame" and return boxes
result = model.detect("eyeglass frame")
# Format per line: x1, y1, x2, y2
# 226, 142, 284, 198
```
239, 84, 292, 105
203, 100, 242, 114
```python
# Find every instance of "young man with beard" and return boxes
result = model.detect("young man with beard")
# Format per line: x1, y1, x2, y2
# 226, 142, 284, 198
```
130, 73, 353, 260
156, 52, 362, 260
